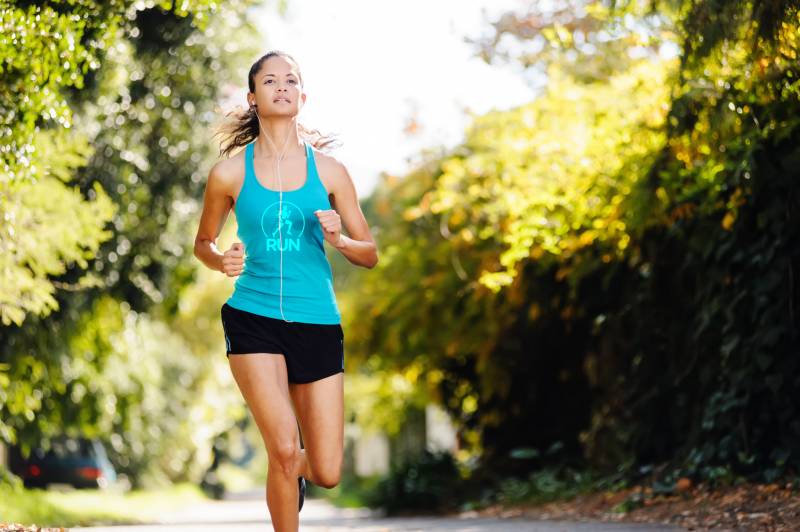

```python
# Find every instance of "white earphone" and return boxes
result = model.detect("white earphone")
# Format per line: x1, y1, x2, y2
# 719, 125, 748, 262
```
252, 101, 295, 323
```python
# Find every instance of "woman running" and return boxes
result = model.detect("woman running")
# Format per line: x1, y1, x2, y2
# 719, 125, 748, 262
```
193, 50, 378, 531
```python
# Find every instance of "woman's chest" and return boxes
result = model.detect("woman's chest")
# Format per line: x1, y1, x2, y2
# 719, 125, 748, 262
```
235, 189, 330, 239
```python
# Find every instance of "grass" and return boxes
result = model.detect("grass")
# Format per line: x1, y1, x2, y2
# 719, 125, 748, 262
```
494, 467, 602, 506
319, 463, 612, 516
0, 481, 209, 528
315, 472, 382, 509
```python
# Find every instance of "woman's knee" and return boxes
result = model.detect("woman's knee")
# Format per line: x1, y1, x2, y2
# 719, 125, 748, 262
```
311, 461, 342, 488
268, 441, 300, 476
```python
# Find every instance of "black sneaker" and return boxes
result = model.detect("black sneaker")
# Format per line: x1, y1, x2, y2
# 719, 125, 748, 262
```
298, 476, 306, 511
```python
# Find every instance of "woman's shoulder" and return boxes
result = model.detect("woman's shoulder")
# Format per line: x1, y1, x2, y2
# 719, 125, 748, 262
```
208, 148, 246, 188
310, 146, 348, 179
214, 147, 246, 176
310, 146, 352, 198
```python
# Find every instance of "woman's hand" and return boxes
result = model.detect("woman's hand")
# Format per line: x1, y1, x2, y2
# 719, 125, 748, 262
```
222, 242, 245, 277
314, 209, 344, 248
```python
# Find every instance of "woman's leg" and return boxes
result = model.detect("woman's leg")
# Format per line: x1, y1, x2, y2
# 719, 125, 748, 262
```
289, 372, 344, 489
229, 353, 302, 532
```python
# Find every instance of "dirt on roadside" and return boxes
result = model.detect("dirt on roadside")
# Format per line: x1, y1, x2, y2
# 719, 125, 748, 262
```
470, 481, 800, 531
0, 526, 66, 532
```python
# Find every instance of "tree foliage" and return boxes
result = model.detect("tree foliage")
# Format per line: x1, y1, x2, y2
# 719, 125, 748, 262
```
341, 0, 800, 483
1, 0, 263, 486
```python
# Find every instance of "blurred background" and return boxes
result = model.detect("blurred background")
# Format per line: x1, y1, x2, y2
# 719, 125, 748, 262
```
1, 0, 799, 527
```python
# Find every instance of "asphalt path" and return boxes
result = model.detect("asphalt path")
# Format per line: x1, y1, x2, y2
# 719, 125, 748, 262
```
70, 488, 685, 532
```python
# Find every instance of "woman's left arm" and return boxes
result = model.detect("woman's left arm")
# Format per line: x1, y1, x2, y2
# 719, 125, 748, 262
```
314, 159, 378, 269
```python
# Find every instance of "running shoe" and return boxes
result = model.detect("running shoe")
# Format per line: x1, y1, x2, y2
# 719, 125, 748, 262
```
298, 476, 306, 511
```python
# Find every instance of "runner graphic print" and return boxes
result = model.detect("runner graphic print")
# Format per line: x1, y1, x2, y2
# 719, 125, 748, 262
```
260, 201, 306, 252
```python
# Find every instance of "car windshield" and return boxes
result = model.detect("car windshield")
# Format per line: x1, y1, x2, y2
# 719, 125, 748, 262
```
44, 437, 94, 458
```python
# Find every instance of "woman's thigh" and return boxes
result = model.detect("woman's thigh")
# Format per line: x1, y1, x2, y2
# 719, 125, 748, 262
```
229, 353, 299, 452
289, 372, 344, 484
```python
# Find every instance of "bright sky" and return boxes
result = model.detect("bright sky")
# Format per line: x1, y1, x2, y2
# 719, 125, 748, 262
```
248, 0, 537, 196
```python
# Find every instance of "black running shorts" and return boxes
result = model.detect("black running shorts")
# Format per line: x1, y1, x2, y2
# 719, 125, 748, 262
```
220, 302, 344, 384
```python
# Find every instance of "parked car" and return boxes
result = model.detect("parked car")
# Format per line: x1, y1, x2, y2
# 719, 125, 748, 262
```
9, 436, 117, 489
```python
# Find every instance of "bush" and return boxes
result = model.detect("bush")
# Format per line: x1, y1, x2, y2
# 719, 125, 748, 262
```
369, 450, 463, 514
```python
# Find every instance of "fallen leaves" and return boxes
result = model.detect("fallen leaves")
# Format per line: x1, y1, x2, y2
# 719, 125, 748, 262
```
0, 525, 66, 532
469, 480, 800, 531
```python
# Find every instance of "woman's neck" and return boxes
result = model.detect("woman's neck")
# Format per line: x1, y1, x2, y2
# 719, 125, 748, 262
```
254, 118, 302, 158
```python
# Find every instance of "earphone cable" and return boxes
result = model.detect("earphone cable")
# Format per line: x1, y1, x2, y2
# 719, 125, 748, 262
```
254, 105, 296, 322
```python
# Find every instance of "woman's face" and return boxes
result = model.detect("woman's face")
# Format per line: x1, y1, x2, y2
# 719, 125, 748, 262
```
250, 55, 305, 117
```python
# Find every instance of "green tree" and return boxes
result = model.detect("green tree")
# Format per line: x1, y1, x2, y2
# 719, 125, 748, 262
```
340, 0, 800, 486
1, 0, 265, 486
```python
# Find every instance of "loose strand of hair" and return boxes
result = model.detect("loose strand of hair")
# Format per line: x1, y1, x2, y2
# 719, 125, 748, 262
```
214, 107, 341, 158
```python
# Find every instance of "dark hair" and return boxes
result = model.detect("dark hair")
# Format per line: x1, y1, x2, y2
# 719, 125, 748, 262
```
214, 50, 340, 158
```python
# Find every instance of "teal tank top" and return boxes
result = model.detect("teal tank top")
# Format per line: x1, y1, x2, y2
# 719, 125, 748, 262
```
225, 140, 341, 324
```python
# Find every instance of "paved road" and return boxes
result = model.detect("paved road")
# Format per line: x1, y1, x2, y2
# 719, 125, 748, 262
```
71, 489, 685, 532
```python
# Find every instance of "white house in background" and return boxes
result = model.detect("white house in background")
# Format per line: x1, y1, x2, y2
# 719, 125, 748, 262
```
425, 403, 458, 453
349, 403, 458, 477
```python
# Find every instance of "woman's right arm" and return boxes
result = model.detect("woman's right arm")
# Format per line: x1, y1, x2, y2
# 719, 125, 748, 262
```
193, 161, 243, 276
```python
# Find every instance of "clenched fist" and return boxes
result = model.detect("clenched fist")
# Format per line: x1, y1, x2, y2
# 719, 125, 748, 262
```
314, 209, 343, 247
222, 242, 245, 277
